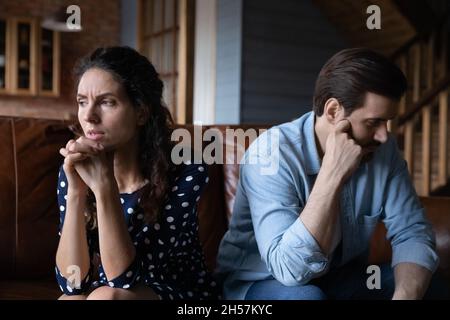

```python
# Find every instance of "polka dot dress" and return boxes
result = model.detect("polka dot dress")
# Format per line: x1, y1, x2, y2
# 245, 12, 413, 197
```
55, 163, 220, 300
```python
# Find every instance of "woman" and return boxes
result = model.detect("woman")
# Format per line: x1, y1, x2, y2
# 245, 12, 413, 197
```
56, 46, 218, 300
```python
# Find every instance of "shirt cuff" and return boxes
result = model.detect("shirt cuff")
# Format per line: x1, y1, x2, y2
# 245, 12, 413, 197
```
391, 241, 440, 273
277, 218, 329, 282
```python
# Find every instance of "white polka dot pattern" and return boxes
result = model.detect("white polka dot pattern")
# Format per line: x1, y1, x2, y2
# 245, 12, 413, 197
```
55, 164, 218, 299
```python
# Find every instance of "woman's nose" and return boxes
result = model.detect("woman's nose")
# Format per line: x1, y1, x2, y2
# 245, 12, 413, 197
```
81, 104, 100, 124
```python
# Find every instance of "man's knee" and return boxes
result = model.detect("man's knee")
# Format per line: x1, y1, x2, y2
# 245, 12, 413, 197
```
291, 285, 327, 300
246, 280, 327, 300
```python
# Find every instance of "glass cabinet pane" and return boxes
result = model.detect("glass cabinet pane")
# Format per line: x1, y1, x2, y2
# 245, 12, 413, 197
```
41, 28, 53, 91
17, 23, 31, 89
0, 20, 6, 89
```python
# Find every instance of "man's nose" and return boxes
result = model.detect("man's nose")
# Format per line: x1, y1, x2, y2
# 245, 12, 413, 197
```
374, 122, 388, 144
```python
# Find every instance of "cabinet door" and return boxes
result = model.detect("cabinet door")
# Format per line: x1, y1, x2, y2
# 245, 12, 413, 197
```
10, 18, 37, 95
0, 19, 9, 93
0, 18, 60, 97
39, 27, 60, 96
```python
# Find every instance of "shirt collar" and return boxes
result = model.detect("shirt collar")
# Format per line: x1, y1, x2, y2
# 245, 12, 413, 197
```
302, 111, 322, 176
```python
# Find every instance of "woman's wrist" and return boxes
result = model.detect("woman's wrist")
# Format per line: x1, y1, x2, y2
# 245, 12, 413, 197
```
67, 186, 87, 199
91, 174, 118, 198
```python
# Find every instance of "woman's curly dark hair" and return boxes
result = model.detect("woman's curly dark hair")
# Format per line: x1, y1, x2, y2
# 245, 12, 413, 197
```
72, 46, 175, 228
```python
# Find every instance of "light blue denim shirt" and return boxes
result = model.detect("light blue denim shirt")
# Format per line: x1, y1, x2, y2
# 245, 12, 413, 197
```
216, 111, 439, 300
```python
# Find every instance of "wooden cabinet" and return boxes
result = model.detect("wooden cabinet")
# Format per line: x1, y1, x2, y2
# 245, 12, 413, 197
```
0, 17, 60, 97
0, 19, 9, 93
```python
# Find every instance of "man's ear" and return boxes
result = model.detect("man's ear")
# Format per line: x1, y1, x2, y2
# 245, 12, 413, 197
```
137, 106, 150, 126
323, 98, 344, 124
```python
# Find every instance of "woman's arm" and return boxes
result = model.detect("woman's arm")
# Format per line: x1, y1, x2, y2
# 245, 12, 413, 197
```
94, 175, 136, 281
55, 141, 94, 291
56, 187, 91, 282
63, 137, 136, 283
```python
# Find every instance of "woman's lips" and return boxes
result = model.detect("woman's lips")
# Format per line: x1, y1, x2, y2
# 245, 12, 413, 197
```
87, 131, 105, 141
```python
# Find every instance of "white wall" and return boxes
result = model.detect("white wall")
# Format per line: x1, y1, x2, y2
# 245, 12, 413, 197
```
240, 0, 349, 124
193, 0, 217, 125
215, 0, 242, 124
120, 0, 137, 48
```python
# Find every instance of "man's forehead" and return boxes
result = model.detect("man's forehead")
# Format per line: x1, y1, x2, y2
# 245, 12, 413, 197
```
357, 95, 399, 119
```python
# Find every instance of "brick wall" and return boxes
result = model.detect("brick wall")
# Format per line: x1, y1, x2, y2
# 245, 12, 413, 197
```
0, 0, 121, 120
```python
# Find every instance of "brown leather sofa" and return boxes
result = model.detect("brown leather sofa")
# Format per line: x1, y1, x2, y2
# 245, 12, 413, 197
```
0, 116, 449, 299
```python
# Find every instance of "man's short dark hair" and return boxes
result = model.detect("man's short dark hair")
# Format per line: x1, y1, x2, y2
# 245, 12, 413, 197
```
313, 48, 407, 116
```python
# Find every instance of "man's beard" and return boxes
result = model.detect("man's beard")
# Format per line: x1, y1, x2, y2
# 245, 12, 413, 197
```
360, 143, 381, 163
361, 152, 375, 163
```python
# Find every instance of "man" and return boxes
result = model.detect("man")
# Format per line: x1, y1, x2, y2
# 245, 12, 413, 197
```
216, 48, 443, 300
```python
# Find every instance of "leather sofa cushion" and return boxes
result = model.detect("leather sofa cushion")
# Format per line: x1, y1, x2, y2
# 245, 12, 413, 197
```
0, 117, 73, 279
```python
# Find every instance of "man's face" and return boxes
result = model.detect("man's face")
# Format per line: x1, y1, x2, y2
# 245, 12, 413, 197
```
343, 92, 399, 161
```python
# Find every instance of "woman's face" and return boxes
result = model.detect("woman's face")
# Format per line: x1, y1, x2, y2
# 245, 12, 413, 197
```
77, 68, 141, 150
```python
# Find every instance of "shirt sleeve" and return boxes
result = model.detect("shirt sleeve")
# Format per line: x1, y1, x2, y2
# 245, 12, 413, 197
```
55, 165, 94, 295
240, 148, 329, 286
382, 137, 440, 273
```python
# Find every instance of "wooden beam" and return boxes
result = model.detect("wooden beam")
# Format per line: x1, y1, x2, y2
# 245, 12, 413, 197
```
422, 106, 431, 196
399, 55, 407, 113
176, 0, 195, 124
29, 18, 37, 96
9, 18, 17, 94
403, 44, 421, 179
404, 121, 414, 176
413, 43, 421, 103
398, 75, 450, 126
421, 33, 435, 196
438, 90, 448, 185
53, 31, 60, 96
393, 0, 435, 35
438, 23, 448, 186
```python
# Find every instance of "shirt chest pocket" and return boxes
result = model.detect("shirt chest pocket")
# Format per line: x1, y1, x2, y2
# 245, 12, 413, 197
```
357, 207, 383, 243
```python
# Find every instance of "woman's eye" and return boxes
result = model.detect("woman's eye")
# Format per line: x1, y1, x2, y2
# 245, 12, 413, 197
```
77, 100, 86, 107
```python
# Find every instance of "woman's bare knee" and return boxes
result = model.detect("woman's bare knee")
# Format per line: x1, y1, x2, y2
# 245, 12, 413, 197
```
86, 286, 118, 300
86, 284, 158, 300
58, 293, 87, 300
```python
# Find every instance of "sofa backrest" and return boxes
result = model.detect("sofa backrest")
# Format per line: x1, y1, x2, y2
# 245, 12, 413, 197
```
1, 117, 449, 281
0, 119, 264, 278
0, 117, 73, 279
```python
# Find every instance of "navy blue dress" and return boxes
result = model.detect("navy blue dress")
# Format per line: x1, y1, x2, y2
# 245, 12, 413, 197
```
55, 163, 219, 300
